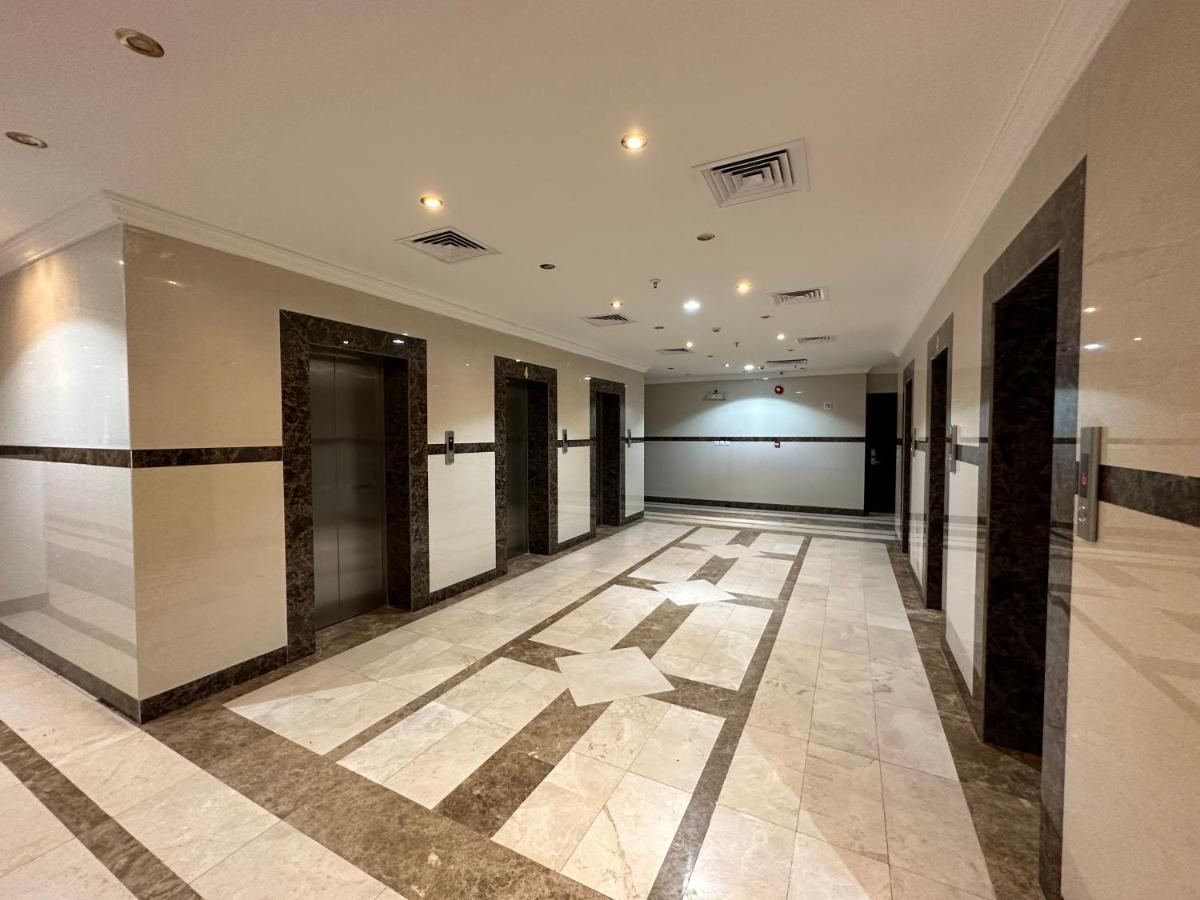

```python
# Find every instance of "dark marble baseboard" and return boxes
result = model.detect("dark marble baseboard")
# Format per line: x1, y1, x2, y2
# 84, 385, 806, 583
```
132, 446, 283, 467
644, 435, 866, 443
554, 530, 595, 553
427, 442, 495, 455
0, 445, 132, 467
563, 438, 593, 448
1100, 464, 1199, 528
427, 567, 504, 605
139, 646, 289, 721
646, 495, 866, 516
623, 510, 645, 525
0, 620, 140, 720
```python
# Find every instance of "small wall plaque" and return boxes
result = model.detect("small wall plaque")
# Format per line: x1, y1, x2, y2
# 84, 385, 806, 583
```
562, 428, 569, 453
1076, 426, 1101, 541
626, 428, 633, 447
947, 424, 958, 473
445, 430, 454, 464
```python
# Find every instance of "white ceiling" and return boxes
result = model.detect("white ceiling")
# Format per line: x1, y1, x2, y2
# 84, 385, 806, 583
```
1, 0, 1091, 376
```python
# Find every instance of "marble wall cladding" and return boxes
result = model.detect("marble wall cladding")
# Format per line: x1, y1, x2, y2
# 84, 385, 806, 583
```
0, 227, 129, 449
428, 453, 496, 593
557, 446, 591, 545
625, 443, 645, 517
131, 463, 287, 699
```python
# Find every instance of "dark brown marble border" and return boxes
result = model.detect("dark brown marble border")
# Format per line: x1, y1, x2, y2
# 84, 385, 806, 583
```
976, 160, 1085, 899
427, 442, 495, 455
622, 510, 645, 525
645, 495, 866, 516
494, 357, 558, 570
139, 646, 289, 721
426, 567, 504, 606
644, 435, 866, 443
280, 309, 431, 659
131, 446, 282, 467
0, 445, 132, 467
1099, 464, 1200, 528
589, 377, 626, 530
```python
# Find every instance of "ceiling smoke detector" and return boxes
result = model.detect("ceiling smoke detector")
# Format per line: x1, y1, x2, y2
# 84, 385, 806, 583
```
696, 140, 809, 208
398, 228, 497, 263
771, 287, 827, 306
582, 313, 633, 327
116, 28, 165, 58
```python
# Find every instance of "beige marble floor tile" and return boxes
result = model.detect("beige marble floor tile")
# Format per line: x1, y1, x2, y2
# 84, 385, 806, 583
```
558, 648, 675, 706
494, 751, 625, 870
0, 678, 137, 767
652, 580, 736, 606
383, 644, 486, 696
287, 682, 418, 755
357, 636, 455, 682
0, 653, 56, 692
718, 556, 794, 599
762, 638, 821, 689
192, 821, 387, 900
116, 770, 278, 882
796, 744, 888, 862
751, 533, 806, 556
573, 696, 672, 769
630, 547, 712, 583
809, 690, 879, 758
339, 701, 470, 783
562, 771, 691, 899
874, 702, 957, 780
56, 730, 197, 817
437, 657, 535, 715
0, 761, 17, 790
0, 782, 74, 877
683, 805, 795, 900
787, 833, 892, 900
869, 658, 938, 713
225, 660, 352, 719
475, 668, 566, 730
880, 764, 995, 898
329, 629, 425, 675
776, 605, 826, 648
0, 838, 134, 899
629, 703, 723, 792
704, 544, 765, 560
718, 725, 806, 829
889, 867, 988, 899
251, 667, 381, 737
747, 678, 815, 740
534, 586, 664, 653
821, 619, 871, 656
683, 527, 740, 546
816, 649, 874, 697
458, 617, 531, 653
384, 716, 515, 808
403, 608, 506, 644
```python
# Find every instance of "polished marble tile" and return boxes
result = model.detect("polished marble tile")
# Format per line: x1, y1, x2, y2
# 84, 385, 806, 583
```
384, 715, 516, 808
796, 744, 888, 862
888, 866, 987, 899
718, 725, 807, 829
717, 557, 793, 599
557, 647, 675, 706
55, 730, 196, 817
0, 781, 74, 877
703, 544, 764, 560
573, 696, 672, 769
683, 527, 741, 546
654, 602, 769, 690
787, 832, 892, 899
0, 837, 134, 899
652, 580, 736, 606
339, 701, 469, 784
747, 678, 815, 741
534, 586, 664, 654
193, 821, 391, 899
874, 702, 957, 779
809, 689, 878, 758
750, 533, 806, 556
881, 764, 994, 898
116, 769, 278, 882
684, 805, 795, 900
437, 658, 536, 715
816, 648, 874, 697
561, 770, 691, 899
630, 547, 713, 583
628, 703, 723, 792
869, 657, 938, 713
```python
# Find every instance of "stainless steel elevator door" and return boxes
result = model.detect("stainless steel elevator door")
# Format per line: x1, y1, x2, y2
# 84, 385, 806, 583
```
505, 379, 530, 557
310, 354, 387, 629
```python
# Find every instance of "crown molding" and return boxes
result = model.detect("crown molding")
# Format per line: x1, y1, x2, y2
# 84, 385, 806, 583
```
0, 190, 648, 373
646, 366, 871, 386
0, 194, 119, 277
892, 0, 1131, 355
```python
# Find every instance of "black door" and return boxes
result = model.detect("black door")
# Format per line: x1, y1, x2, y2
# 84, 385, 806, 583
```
865, 393, 897, 514
505, 379, 530, 557
925, 349, 950, 610
901, 377, 914, 552
596, 392, 622, 526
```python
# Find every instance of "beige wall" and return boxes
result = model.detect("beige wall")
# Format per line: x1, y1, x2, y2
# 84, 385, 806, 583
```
121, 226, 644, 696
894, 0, 1200, 895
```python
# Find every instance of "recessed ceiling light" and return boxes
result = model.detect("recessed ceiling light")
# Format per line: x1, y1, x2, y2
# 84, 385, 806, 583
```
1083, 343, 1102, 351
795, 390, 804, 395
5, 131, 47, 149
610, 299, 623, 309
115, 28, 165, 58
736, 280, 752, 294
419, 194, 444, 210
584, 375, 592, 381
1133, 336, 1144, 342
724, 363, 730, 368
696, 233, 716, 242
620, 132, 648, 151
684, 340, 694, 349
166, 280, 179, 286
342, 340, 350, 345
742, 364, 755, 372
683, 299, 701, 312
776, 333, 786, 341
539, 263, 556, 270
392, 338, 404, 344
1083, 306, 1097, 314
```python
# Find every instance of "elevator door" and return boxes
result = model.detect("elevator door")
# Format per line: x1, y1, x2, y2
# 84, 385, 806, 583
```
597, 392, 621, 526
506, 379, 530, 557
310, 354, 387, 629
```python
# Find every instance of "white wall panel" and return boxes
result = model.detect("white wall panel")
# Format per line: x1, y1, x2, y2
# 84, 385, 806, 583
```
428, 453, 496, 591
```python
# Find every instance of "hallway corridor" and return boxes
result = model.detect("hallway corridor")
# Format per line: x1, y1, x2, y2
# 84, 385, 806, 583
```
1, 515, 1038, 899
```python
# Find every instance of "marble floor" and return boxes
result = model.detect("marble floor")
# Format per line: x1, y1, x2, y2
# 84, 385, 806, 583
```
0, 512, 1043, 900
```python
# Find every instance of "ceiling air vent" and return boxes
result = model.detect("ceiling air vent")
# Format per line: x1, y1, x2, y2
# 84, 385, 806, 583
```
399, 228, 497, 263
771, 287, 827, 306
764, 358, 809, 367
695, 140, 810, 208
582, 313, 633, 327
796, 334, 835, 345
656, 347, 694, 356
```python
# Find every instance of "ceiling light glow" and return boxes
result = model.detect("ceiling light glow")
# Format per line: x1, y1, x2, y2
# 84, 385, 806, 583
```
610, 299, 623, 309
736, 280, 752, 294
620, 132, 648, 151
419, 195, 444, 210
682, 299, 701, 312
685, 340, 694, 349
742, 364, 755, 372
1083, 306, 1097, 314
776, 333, 786, 341
1083, 343, 1102, 351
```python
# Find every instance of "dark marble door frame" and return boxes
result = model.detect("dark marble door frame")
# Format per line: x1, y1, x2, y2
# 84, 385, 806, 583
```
975, 160, 1085, 900
900, 360, 915, 554
923, 315, 954, 612
589, 378, 626, 531
279, 310, 430, 658
494, 357, 558, 571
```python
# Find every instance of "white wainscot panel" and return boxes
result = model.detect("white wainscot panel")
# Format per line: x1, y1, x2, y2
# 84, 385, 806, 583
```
944, 464, 980, 686
557, 447, 590, 543
626, 443, 645, 516
428, 452, 496, 592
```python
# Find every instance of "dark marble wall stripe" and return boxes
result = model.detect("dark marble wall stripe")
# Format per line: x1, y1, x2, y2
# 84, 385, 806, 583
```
1100, 465, 1200, 528
924, 314, 954, 614
0, 445, 132, 467
564, 438, 593, 448
645, 495, 866, 516
426, 442, 495, 455
131, 446, 282, 467
589, 377, 626, 529
644, 435, 866, 443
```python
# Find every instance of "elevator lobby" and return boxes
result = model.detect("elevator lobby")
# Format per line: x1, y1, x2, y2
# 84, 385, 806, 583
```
1, 2, 1197, 899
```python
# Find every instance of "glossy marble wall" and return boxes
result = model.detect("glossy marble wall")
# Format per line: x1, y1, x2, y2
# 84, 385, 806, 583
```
0, 228, 137, 697
894, 0, 1200, 893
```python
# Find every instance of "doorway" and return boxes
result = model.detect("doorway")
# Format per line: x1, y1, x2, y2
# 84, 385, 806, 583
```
500, 373, 552, 561
924, 346, 950, 610
595, 391, 622, 526
505, 379, 532, 557
982, 251, 1059, 752
864, 392, 897, 514
309, 353, 387, 628
901, 366, 915, 552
